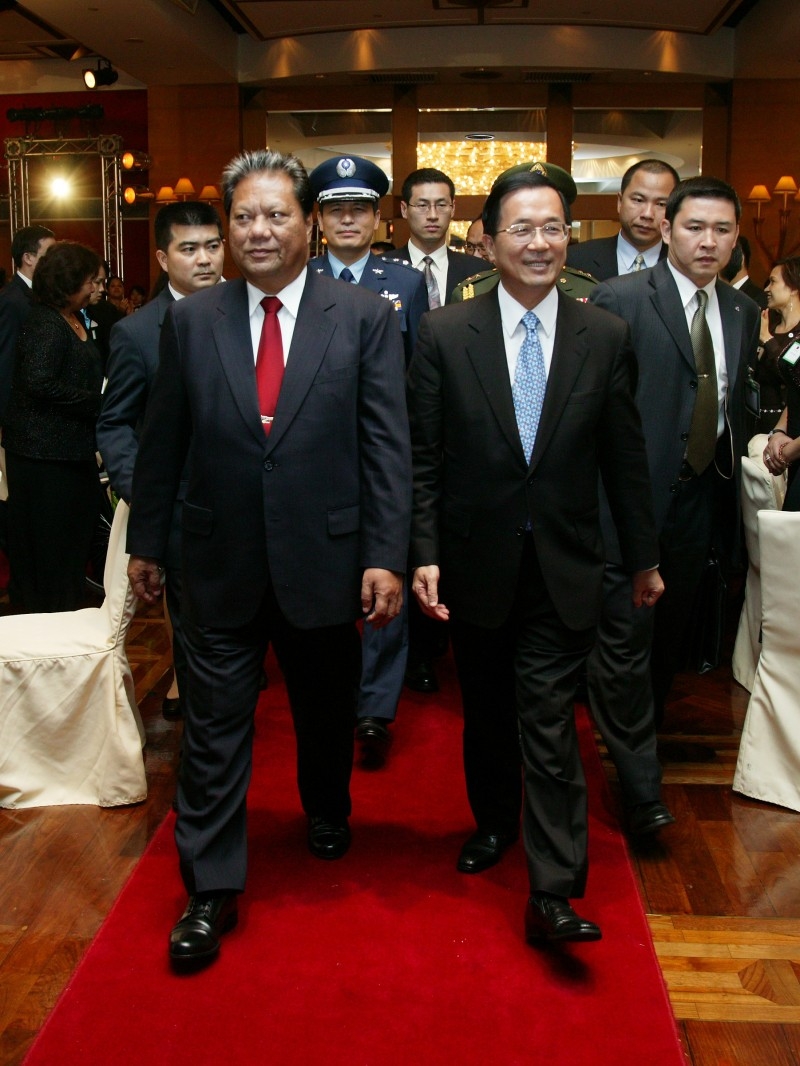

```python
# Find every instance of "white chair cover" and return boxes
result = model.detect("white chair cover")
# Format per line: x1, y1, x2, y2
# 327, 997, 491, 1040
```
733, 509, 800, 812
731, 435, 786, 691
0, 500, 146, 808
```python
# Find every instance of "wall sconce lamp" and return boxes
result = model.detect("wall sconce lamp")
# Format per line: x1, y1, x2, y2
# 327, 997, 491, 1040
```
747, 176, 800, 262
83, 59, 119, 89
155, 179, 221, 203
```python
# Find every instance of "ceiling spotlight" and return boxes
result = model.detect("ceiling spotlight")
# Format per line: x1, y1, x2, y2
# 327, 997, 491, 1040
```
121, 150, 152, 171
123, 185, 154, 205
83, 59, 119, 90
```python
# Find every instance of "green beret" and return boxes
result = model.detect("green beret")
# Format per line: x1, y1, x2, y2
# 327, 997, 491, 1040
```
491, 160, 577, 205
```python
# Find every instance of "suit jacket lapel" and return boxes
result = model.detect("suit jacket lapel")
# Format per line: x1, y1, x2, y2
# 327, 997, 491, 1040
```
209, 279, 265, 447
267, 271, 336, 450
649, 260, 696, 372
463, 292, 525, 465
529, 292, 591, 470
716, 279, 745, 390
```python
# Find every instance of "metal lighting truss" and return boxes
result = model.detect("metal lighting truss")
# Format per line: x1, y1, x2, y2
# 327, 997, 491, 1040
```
4, 134, 125, 277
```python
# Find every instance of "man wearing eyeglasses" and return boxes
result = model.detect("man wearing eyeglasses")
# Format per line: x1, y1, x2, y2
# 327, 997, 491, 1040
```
465, 218, 493, 262
407, 162, 662, 946
391, 168, 485, 308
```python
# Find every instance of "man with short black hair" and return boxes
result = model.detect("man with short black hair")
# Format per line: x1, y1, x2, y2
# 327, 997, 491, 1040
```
392, 167, 484, 306
126, 150, 410, 968
587, 176, 760, 834
567, 159, 679, 280
0, 225, 55, 423
408, 163, 661, 944
97, 201, 225, 720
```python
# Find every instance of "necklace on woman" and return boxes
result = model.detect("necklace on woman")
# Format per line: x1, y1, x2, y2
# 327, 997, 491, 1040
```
62, 312, 84, 336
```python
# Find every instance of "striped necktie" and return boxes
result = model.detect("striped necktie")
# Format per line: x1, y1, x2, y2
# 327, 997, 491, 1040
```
422, 255, 441, 309
339, 267, 356, 283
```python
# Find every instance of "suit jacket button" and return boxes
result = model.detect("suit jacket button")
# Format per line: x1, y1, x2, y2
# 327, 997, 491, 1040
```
264, 460, 273, 471
670, 483, 678, 493
690, 380, 698, 389
680, 432, 689, 441
515, 525, 525, 536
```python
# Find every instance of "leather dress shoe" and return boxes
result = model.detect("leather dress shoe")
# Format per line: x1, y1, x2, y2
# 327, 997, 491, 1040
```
457, 830, 518, 874
628, 801, 676, 839
162, 696, 182, 721
525, 893, 602, 944
169, 892, 238, 966
355, 716, 392, 767
308, 817, 351, 860
404, 660, 439, 693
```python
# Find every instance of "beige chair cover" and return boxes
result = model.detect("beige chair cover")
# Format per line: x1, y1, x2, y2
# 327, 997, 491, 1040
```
733, 509, 800, 812
731, 435, 786, 692
0, 500, 146, 808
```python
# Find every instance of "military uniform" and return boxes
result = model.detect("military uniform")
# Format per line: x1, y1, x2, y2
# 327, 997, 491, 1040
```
451, 264, 597, 303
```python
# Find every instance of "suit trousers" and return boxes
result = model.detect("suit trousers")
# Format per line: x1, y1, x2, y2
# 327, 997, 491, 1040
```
450, 535, 595, 898
586, 562, 662, 807
357, 600, 408, 722
650, 464, 718, 719
176, 582, 361, 895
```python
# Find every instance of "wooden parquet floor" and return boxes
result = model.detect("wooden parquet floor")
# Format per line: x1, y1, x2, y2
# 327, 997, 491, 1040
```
1, 592, 799, 1065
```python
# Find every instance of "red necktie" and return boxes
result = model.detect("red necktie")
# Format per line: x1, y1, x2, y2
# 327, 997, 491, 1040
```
256, 296, 283, 434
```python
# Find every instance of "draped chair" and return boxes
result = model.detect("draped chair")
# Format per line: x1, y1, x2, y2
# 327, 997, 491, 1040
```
0, 500, 146, 808
731, 435, 786, 692
733, 509, 800, 812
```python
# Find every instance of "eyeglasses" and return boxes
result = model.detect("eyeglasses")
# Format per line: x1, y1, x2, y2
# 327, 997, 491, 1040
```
406, 200, 454, 213
497, 222, 571, 244
465, 242, 486, 254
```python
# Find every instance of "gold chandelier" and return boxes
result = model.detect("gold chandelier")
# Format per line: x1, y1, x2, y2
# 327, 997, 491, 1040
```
416, 140, 547, 196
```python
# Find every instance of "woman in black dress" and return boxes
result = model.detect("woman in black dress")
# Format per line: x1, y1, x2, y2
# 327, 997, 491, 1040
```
761, 257, 800, 511
2, 242, 103, 611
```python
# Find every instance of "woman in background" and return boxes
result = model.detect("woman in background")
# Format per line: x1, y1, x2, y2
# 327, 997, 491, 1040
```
761, 257, 800, 511
2, 242, 103, 612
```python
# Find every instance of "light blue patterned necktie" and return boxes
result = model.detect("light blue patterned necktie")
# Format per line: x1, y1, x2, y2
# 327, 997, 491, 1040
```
339, 267, 356, 283
512, 310, 546, 463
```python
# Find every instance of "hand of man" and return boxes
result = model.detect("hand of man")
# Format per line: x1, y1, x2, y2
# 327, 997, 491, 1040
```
361, 568, 404, 628
631, 568, 665, 609
412, 565, 450, 621
127, 555, 165, 605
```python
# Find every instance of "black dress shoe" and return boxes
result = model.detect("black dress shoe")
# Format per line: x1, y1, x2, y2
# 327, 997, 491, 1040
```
627, 801, 676, 839
169, 893, 238, 966
457, 829, 518, 874
355, 716, 393, 767
308, 817, 351, 860
162, 696, 182, 721
525, 893, 602, 943
404, 660, 439, 693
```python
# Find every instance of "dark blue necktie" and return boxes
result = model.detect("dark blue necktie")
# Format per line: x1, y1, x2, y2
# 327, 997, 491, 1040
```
339, 267, 356, 283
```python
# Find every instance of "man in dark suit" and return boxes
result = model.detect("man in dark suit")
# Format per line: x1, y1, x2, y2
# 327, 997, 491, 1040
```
408, 162, 662, 944
127, 150, 411, 969
719, 235, 768, 309
391, 167, 485, 305
586, 177, 760, 836
390, 168, 485, 694
0, 225, 54, 560
308, 155, 427, 767
97, 201, 225, 720
567, 159, 679, 281
0, 225, 55, 424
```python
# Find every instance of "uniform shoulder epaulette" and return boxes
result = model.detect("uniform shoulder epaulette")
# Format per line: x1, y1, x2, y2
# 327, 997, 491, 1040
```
564, 266, 597, 284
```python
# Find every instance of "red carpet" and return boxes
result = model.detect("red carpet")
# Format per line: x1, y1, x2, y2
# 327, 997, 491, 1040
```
25, 653, 683, 1066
